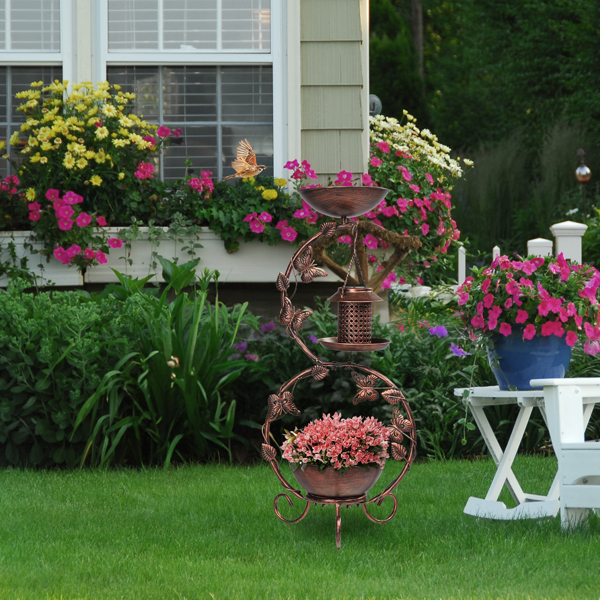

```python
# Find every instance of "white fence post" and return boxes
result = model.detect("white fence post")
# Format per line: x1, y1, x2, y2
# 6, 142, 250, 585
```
492, 245, 500, 259
527, 238, 553, 257
458, 246, 466, 284
549, 221, 588, 263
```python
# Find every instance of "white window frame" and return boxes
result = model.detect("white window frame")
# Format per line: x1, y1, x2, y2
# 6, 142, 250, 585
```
0, 0, 74, 83
93, 0, 285, 178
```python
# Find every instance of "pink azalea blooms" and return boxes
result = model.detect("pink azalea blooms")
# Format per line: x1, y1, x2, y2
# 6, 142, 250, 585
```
566, 330, 578, 347
108, 237, 123, 249
370, 156, 382, 167
96, 251, 108, 264
97, 216, 107, 227
375, 141, 390, 153
45, 189, 60, 201
425, 173, 434, 185
280, 226, 297, 242
499, 323, 512, 336
156, 125, 171, 137
76, 212, 92, 227
363, 234, 378, 249
58, 218, 73, 231
523, 324, 537, 340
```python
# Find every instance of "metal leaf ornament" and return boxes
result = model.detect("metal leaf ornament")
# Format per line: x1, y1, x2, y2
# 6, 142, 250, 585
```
392, 406, 413, 434
262, 443, 277, 462
382, 388, 404, 405
391, 443, 408, 461
293, 246, 327, 284
311, 365, 329, 381
352, 371, 379, 404
276, 272, 289, 292
279, 297, 294, 326
267, 391, 300, 422
320, 222, 337, 237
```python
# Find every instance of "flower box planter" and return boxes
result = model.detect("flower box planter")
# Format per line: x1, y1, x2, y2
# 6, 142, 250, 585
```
0, 231, 83, 287
1, 228, 343, 287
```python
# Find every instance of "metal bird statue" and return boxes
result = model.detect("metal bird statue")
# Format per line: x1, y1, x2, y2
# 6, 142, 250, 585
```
223, 139, 267, 180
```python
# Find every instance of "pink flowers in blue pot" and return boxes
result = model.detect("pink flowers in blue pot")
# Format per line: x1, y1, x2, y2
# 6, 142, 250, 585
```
457, 254, 600, 354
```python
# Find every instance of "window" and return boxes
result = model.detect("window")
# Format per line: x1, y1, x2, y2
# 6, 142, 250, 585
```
102, 0, 276, 181
0, 0, 61, 53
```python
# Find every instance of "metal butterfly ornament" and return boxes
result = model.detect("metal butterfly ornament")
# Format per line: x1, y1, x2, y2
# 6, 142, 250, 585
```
223, 139, 267, 180
266, 391, 301, 422
352, 371, 379, 404
293, 246, 327, 284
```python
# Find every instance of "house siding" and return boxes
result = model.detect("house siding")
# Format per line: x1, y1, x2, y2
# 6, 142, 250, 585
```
299, 0, 367, 179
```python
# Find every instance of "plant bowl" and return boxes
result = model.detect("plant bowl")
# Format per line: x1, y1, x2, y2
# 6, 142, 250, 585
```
297, 186, 389, 218
290, 463, 384, 499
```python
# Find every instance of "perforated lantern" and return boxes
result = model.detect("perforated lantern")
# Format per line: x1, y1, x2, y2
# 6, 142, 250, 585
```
319, 287, 391, 352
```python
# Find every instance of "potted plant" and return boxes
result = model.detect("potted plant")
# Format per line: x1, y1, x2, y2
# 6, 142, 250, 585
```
456, 253, 600, 390
281, 412, 389, 498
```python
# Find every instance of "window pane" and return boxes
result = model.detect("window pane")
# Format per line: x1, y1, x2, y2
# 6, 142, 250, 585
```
11, 0, 60, 52
0, 0, 6, 50
222, 0, 270, 51
163, 125, 218, 180
108, 0, 159, 51
105, 66, 160, 121
222, 125, 273, 178
163, 0, 217, 51
163, 67, 216, 122
221, 66, 272, 122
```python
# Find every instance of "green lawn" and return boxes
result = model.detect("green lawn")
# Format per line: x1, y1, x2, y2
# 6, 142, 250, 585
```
1, 457, 598, 600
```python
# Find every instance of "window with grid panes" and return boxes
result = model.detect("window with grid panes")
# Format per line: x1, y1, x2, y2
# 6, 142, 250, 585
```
105, 0, 273, 181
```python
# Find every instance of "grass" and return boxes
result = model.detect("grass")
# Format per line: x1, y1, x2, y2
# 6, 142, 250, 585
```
1, 456, 599, 600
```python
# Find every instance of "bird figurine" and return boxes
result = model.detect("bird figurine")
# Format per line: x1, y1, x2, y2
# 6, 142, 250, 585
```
223, 139, 267, 180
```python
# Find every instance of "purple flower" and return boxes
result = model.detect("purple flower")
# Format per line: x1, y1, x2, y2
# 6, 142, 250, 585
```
260, 322, 276, 334
245, 354, 259, 362
308, 334, 319, 344
450, 343, 471, 357
233, 341, 248, 353
429, 325, 448, 338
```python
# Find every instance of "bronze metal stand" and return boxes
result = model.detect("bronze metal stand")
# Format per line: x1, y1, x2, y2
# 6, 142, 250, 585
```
261, 187, 417, 548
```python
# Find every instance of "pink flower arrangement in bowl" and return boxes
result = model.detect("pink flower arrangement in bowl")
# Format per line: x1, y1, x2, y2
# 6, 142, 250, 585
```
456, 253, 600, 354
282, 412, 389, 472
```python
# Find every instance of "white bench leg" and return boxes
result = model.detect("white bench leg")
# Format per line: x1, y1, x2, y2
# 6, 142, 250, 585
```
561, 507, 590, 529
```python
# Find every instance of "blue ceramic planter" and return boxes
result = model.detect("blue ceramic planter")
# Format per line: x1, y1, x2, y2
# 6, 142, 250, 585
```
486, 331, 572, 391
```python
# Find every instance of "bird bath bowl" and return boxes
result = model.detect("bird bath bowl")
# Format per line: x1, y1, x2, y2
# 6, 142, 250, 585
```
298, 186, 389, 218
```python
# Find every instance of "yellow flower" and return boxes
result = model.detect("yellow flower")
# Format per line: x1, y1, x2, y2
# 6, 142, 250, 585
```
463, 158, 474, 167
95, 126, 109, 140
95, 151, 107, 164
242, 177, 255, 184
112, 139, 129, 148
28, 136, 39, 147
101, 104, 118, 118
118, 172, 125, 180
30, 81, 44, 88
97, 81, 110, 91
255, 186, 265, 191
85, 150, 95, 159
119, 116, 134, 127
54, 137, 62, 145
40, 142, 53, 151
30, 153, 41, 163
40, 156, 48, 164
20, 124, 30, 132
25, 188, 36, 201
274, 178, 287, 186
90, 175, 103, 186
76, 158, 88, 169
63, 153, 75, 169
9, 132, 20, 146
0, 141, 5, 151
262, 189, 278, 201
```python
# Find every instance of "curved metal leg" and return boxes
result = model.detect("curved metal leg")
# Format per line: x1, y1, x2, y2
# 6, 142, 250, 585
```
335, 503, 341, 549
274, 493, 312, 524
362, 494, 398, 524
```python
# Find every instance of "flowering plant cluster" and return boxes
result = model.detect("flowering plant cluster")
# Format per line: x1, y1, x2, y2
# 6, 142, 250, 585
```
367, 112, 472, 263
282, 413, 389, 472
456, 253, 600, 354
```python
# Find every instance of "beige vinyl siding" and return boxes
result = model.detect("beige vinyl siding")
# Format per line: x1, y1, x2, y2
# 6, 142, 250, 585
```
300, 0, 367, 177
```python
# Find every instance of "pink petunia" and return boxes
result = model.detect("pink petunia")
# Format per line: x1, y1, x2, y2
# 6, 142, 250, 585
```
425, 173, 434, 185
76, 212, 92, 228
249, 220, 264, 233
56, 205, 75, 219
381, 272, 397, 290
515, 309, 529, 324
143, 135, 156, 147
28, 202, 41, 211
363, 234, 378, 249
566, 330, 578, 347
62, 191, 84, 205
284, 159, 300, 170
375, 141, 390, 153
29, 211, 40, 222
362, 173, 375, 186
409, 184, 420, 194
338, 235, 352, 244
58, 218, 73, 231
398, 166, 412, 182
421, 223, 430, 236
108, 237, 123, 249
276, 220, 287, 230
499, 323, 512, 336
370, 156, 382, 167
97, 216, 107, 227
483, 293, 495, 309
53, 246, 71, 265
84, 248, 97, 259
66, 244, 81, 258
45, 189, 61, 201
156, 125, 171, 138
258, 211, 272, 223
523, 324, 537, 340
280, 226, 298, 242
96, 251, 108, 264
